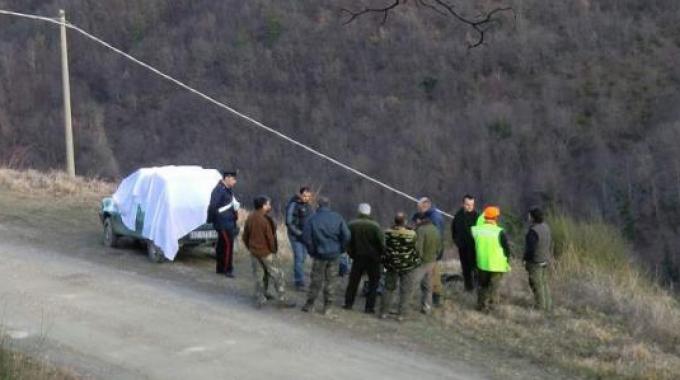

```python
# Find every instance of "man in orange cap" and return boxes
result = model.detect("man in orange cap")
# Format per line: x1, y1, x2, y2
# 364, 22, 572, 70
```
471, 206, 512, 312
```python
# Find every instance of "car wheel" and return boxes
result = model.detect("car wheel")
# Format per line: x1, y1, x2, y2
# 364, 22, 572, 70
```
146, 241, 165, 263
103, 218, 119, 248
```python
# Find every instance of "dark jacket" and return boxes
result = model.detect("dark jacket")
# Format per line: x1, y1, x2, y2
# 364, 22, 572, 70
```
302, 206, 351, 260
207, 181, 238, 234
285, 196, 314, 240
412, 207, 445, 238
524, 222, 552, 264
242, 211, 277, 258
347, 215, 385, 261
384, 226, 420, 272
415, 221, 443, 264
451, 208, 479, 252
412, 207, 445, 260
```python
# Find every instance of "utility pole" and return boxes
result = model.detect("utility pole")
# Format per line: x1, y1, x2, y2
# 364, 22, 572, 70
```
59, 9, 75, 177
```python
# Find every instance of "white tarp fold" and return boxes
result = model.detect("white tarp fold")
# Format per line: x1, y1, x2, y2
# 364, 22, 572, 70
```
112, 166, 221, 260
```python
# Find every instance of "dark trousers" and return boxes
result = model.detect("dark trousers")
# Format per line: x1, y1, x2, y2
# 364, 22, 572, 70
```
216, 230, 234, 274
344, 256, 381, 312
458, 247, 477, 291
477, 270, 504, 312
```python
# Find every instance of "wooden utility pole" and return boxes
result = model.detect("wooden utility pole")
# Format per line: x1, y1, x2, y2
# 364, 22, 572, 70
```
59, 9, 75, 177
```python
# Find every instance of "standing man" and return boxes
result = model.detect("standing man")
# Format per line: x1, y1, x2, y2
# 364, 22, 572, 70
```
413, 217, 442, 315
411, 197, 445, 307
472, 206, 512, 313
380, 212, 421, 321
452, 194, 480, 292
524, 207, 553, 311
344, 203, 385, 314
301, 196, 351, 316
286, 187, 315, 291
242, 196, 295, 309
208, 170, 240, 278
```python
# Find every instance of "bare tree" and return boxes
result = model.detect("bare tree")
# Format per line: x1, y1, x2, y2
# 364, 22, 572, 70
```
341, 0, 514, 48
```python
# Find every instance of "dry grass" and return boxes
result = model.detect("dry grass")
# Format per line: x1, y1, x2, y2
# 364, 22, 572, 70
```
3, 168, 680, 378
0, 335, 78, 380
0, 168, 114, 199
438, 214, 680, 379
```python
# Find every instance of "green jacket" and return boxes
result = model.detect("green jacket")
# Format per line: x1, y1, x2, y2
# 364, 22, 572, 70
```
347, 215, 385, 261
415, 221, 442, 264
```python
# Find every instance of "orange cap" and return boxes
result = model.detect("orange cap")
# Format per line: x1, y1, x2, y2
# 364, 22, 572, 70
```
483, 206, 501, 220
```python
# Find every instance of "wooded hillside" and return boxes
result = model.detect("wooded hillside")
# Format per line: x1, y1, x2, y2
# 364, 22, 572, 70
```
0, 0, 679, 282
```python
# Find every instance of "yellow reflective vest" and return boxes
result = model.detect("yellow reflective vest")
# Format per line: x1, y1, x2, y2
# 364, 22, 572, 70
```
472, 223, 510, 272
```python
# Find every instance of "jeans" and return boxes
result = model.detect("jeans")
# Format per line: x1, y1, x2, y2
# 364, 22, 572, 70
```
338, 253, 351, 277
288, 235, 307, 286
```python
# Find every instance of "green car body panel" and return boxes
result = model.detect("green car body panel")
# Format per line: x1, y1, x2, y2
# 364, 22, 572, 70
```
99, 197, 217, 247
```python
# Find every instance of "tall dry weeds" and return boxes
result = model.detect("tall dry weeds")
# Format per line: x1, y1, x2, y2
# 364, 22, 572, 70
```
0, 168, 115, 199
549, 214, 680, 354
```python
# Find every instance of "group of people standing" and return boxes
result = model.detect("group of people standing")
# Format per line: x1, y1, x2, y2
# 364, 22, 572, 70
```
208, 171, 554, 319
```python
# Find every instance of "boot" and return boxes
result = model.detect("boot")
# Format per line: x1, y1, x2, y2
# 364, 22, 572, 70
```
301, 300, 314, 313
432, 293, 442, 308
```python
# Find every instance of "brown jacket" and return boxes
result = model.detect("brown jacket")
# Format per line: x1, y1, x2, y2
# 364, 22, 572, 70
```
242, 210, 278, 258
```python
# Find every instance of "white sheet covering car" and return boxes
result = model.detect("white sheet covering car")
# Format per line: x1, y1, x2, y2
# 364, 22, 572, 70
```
111, 166, 222, 260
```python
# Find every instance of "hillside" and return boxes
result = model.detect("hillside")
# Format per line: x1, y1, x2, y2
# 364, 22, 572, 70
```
1, 167, 680, 379
0, 0, 679, 281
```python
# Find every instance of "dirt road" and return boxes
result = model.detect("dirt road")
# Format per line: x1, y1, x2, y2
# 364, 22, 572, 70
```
0, 223, 484, 380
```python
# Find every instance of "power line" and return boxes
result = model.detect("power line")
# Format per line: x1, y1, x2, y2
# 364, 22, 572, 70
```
0, 9, 454, 219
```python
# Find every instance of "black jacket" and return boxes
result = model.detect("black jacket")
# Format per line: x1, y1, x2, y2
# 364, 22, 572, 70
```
207, 181, 238, 234
451, 208, 479, 252
285, 196, 314, 240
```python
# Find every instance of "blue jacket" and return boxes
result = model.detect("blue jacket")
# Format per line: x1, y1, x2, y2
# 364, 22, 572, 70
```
412, 207, 445, 237
302, 207, 351, 260
207, 181, 238, 234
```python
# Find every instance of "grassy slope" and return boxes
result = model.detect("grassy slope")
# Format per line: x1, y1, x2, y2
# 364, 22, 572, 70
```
1, 168, 680, 379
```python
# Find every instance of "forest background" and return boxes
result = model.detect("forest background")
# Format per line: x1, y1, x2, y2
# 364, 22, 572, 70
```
1, 0, 679, 284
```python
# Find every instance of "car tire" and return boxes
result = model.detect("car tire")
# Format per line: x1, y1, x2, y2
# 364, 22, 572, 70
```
103, 218, 119, 248
146, 241, 165, 263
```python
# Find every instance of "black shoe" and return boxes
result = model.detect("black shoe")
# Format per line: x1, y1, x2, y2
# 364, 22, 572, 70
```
342, 304, 353, 310
301, 301, 314, 312
225, 272, 235, 278
365, 308, 376, 314
432, 293, 442, 308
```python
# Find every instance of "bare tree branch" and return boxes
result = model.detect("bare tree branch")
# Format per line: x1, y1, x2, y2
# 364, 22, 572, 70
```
340, 0, 402, 25
341, 0, 514, 48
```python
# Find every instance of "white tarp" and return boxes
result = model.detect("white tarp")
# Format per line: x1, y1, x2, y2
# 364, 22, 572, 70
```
112, 166, 222, 260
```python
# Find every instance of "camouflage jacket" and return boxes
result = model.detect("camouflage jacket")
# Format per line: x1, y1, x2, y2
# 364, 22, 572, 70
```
383, 226, 421, 272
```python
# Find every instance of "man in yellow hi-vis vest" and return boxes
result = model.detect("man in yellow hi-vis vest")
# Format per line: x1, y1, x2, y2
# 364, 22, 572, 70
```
471, 206, 512, 313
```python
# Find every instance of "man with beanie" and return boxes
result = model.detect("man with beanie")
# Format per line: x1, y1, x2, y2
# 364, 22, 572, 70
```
285, 186, 315, 291
242, 196, 295, 309
472, 206, 512, 313
380, 212, 420, 321
452, 194, 480, 292
344, 203, 385, 314
207, 170, 240, 278
524, 207, 553, 311
301, 197, 351, 316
